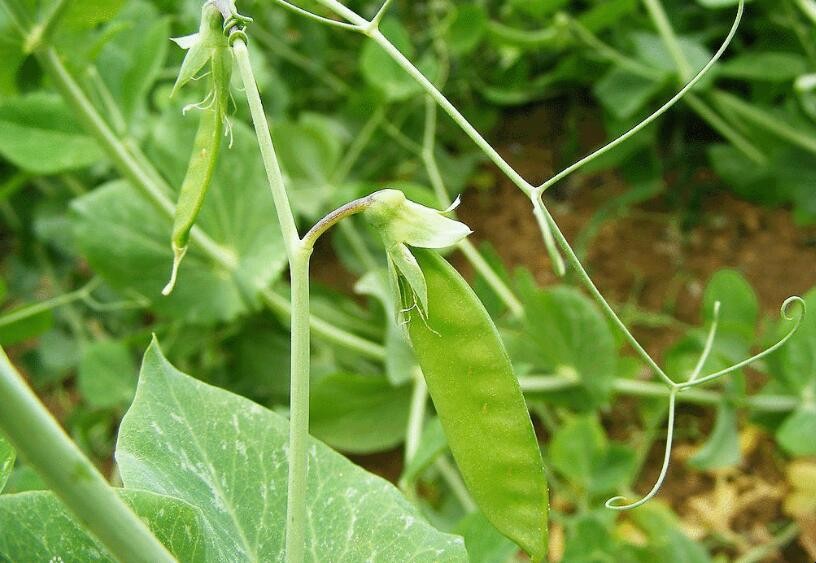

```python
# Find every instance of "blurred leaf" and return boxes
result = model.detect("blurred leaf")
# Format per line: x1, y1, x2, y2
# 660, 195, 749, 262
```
446, 4, 487, 56
62, 0, 125, 29
594, 67, 665, 120
777, 405, 816, 457
401, 417, 447, 484
517, 286, 617, 408
310, 373, 411, 454
0, 435, 13, 494
78, 340, 137, 409
550, 416, 604, 488
455, 511, 518, 563
719, 52, 807, 82
630, 503, 712, 562
0, 304, 53, 346
689, 403, 741, 469
0, 93, 105, 174
703, 269, 758, 340
95, 1, 169, 125
632, 33, 714, 88
0, 490, 207, 561
117, 341, 467, 560
2, 465, 45, 494
271, 113, 346, 220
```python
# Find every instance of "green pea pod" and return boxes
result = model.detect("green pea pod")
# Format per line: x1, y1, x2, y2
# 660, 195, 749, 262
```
162, 104, 223, 296
407, 249, 548, 561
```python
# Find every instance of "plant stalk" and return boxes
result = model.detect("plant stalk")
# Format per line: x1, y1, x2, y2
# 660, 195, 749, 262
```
285, 248, 312, 563
0, 348, 175, 563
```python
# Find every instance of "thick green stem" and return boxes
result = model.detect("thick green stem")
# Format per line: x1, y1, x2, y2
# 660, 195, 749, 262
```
231, 33, 313, 563
285, 248, 312, 563
0, 348, 175, 563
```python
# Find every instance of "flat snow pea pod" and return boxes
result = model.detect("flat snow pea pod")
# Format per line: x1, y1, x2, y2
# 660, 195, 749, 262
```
407, 249, 548, 561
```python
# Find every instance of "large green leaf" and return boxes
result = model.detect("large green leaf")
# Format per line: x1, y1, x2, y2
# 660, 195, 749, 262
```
0, 490, 207, 561
71, 121, 287, 325
0, 93, 105, 174
116, 341, 467, 561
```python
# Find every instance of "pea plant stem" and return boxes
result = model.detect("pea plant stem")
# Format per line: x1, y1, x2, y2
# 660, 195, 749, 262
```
0, 348, 176, 563
231, 35, 313, 563
233, 39, 300, 258
285, 249, 311, 563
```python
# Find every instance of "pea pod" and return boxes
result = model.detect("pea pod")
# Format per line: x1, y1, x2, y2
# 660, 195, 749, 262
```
163, 3, 231, 295
407, 249, 548, 561
162, 104, 223, 296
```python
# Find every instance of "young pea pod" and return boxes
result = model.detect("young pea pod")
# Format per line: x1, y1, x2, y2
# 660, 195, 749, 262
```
163, 2, 232, 295
407, 249, 549, 561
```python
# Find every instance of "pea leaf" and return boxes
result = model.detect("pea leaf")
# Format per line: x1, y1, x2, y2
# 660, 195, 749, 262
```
400, 417, 447, 484
0, 435, 13, 493
455, 511, 518, 563
777, 405, 816, 457
71, 120, 287, 325
116, 341, 467, 561
310, 373, 411, 454
445, 4, 487, 56
0, 93, 105, 174
77, 340, 137, 409
719, 52, 807, 82
95, 1, 170, 125
688, 403, 741, 469
518, 286, 617, 408
594, 67, 666, 120
0, 490, 207, 561
703, 269, 758, 340
550, 416, 636, 496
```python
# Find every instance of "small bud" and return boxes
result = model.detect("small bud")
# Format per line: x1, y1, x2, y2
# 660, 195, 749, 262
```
363, 189, 472, 322
364, 189, 472, 249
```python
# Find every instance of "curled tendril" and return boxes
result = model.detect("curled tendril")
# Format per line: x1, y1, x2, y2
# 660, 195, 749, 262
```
676, 296, 806, 391
607, 390, 678, 511
605, 297, 805, 511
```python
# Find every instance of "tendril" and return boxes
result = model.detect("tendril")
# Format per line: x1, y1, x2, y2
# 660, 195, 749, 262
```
607, 389, 677, 511
676, 296, 805, 391
687, 300, 721, 384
